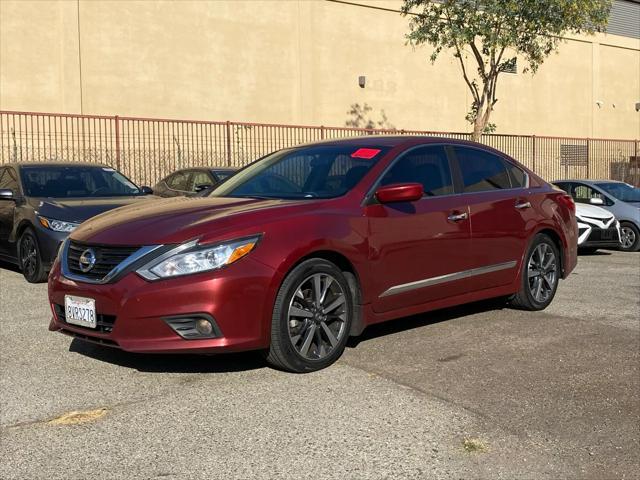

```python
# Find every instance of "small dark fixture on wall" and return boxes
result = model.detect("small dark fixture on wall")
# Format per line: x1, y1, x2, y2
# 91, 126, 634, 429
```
358, 76, 366, 88
635, 102, 640, 112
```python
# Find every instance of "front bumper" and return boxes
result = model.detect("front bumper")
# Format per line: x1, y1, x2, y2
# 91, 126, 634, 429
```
577, 221, 621, 248
34, 226, 69, 269
48, 257, 280, 353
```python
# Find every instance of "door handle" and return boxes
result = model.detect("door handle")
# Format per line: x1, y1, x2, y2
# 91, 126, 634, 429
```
447, 212, 468, 222
515, 201, 531, 210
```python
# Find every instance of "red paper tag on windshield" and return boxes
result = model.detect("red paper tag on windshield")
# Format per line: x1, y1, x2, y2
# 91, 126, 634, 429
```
350, 148, 381, 159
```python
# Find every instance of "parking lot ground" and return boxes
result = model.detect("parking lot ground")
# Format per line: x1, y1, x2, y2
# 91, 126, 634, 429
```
1, 251, 639, 480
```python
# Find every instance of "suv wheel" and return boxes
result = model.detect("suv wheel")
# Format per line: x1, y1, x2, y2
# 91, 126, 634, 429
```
510, 233, 560, 311
266, 259, 353, 373
19, 228, 48, 283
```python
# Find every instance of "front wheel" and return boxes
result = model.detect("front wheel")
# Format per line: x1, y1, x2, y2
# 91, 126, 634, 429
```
619, 222, 640, 252
19, 228, 48, 283
509, 234, 560, 311
266, 259, 353, 373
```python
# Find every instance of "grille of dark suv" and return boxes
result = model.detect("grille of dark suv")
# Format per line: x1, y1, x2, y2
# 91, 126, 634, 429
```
67, 241, 139, 281
54, 304, 117, 333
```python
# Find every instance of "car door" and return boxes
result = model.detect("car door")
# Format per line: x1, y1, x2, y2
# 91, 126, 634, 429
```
450, 146, 531, 289
0, 167, 19, 255
367, 145, 473, 313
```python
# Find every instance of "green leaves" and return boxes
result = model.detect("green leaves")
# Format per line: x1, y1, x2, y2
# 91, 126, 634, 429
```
401, 0, 611, 139
403, 0, 610, 72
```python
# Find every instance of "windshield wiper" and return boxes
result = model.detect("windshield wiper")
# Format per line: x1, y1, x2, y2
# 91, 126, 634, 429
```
227, 194, 278, 200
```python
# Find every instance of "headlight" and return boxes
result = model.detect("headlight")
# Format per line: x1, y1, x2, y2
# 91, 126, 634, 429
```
38, 216, 79, 232
136, 236, 260, 280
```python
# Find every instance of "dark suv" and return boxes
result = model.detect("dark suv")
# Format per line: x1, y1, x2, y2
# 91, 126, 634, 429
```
0, 162, 155, 282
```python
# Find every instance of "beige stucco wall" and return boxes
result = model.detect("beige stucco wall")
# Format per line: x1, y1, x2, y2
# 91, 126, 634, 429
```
1, 0, 639, 139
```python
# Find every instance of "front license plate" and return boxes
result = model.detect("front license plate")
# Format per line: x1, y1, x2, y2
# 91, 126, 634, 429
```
64, 295, 97, 329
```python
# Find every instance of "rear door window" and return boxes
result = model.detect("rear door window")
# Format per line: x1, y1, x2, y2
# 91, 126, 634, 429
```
167, 171, 191, 191
505, 162, 527, 188
454, 147, 512, 192
379, 146, 453, 196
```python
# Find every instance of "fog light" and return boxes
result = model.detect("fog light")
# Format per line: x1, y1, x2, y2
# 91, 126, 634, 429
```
195, 318, 214, 335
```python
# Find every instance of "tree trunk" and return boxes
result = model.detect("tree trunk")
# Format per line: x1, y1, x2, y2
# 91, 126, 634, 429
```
471, 103, 493, 142
471, 118, 484, 142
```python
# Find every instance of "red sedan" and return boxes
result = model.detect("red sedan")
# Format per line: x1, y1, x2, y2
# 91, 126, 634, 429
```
48, 137, 578, 372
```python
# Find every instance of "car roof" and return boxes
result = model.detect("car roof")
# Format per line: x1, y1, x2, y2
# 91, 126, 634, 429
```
295, 135, 485, 149
553, 179, 627, 185
6, 161, 111, 169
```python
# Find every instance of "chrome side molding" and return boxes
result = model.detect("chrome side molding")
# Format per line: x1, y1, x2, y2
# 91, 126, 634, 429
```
379, 260, 518, 298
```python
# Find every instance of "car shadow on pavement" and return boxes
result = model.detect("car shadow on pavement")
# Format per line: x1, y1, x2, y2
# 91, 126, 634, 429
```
347, 297, 507, 348
0, 260, 21, 274
68, 297, 507, 373
69, 339, 267, 373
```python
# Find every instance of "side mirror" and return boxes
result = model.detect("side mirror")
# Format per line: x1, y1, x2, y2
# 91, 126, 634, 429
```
194, 183, 211, 193
375, 183, 423, 204
140, 186, 154, 195
0, 188, 16, 201
589, 197, 604, 205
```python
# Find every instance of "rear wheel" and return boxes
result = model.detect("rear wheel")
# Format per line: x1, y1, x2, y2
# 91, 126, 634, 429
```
510, 234, 560, 311
619, 222, 640, 252
19, 228, 48, 283
266, 259, 353, 373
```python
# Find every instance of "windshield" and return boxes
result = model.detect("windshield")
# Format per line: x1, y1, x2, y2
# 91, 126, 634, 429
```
21, 166, 141, 198
595, 182, 640, 202
209, 145, 389, 200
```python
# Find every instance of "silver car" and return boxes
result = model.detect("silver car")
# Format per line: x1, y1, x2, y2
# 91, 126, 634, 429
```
553, 180, 640, 252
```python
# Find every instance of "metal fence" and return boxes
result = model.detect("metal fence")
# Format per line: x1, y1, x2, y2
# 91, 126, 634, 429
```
1, 110, 638, 187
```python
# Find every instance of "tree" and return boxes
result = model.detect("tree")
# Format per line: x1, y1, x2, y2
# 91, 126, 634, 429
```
401, 0, 611, 141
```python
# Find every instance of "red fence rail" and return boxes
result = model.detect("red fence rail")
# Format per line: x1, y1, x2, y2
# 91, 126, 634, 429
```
1, 110, 638, 186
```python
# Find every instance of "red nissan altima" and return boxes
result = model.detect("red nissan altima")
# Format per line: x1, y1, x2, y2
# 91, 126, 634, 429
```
48, 137, 577, 372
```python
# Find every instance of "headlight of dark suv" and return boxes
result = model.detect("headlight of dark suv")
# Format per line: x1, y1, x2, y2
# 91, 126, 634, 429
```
37, 216, 79, 233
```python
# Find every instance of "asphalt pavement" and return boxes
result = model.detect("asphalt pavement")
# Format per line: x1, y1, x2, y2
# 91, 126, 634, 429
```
1, 250, 638, 479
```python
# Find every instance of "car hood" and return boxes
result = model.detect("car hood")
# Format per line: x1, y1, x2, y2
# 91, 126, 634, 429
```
28, 196, 156, 224
575, 203, 614, 220
70, 196, 310, 245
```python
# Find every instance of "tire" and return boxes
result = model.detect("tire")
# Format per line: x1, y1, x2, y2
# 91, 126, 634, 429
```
578, 247, 598, 255
509, 233, 560, 311
619, 222, 640, 252
18, 228, 48, 283
266, 259, 353, 373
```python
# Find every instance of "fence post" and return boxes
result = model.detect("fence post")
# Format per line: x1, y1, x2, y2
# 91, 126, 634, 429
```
532, 135, 536, 173
114, 115, 121, 171
320, 125, 325, 140
586, 138, 590, 179
635, 140, 639, 186
225, 121, 232, 167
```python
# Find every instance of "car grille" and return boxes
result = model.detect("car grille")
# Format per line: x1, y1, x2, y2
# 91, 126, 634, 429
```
587, 227, 619, 243
67, 241, 140, 281
54, 304, 117, 333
